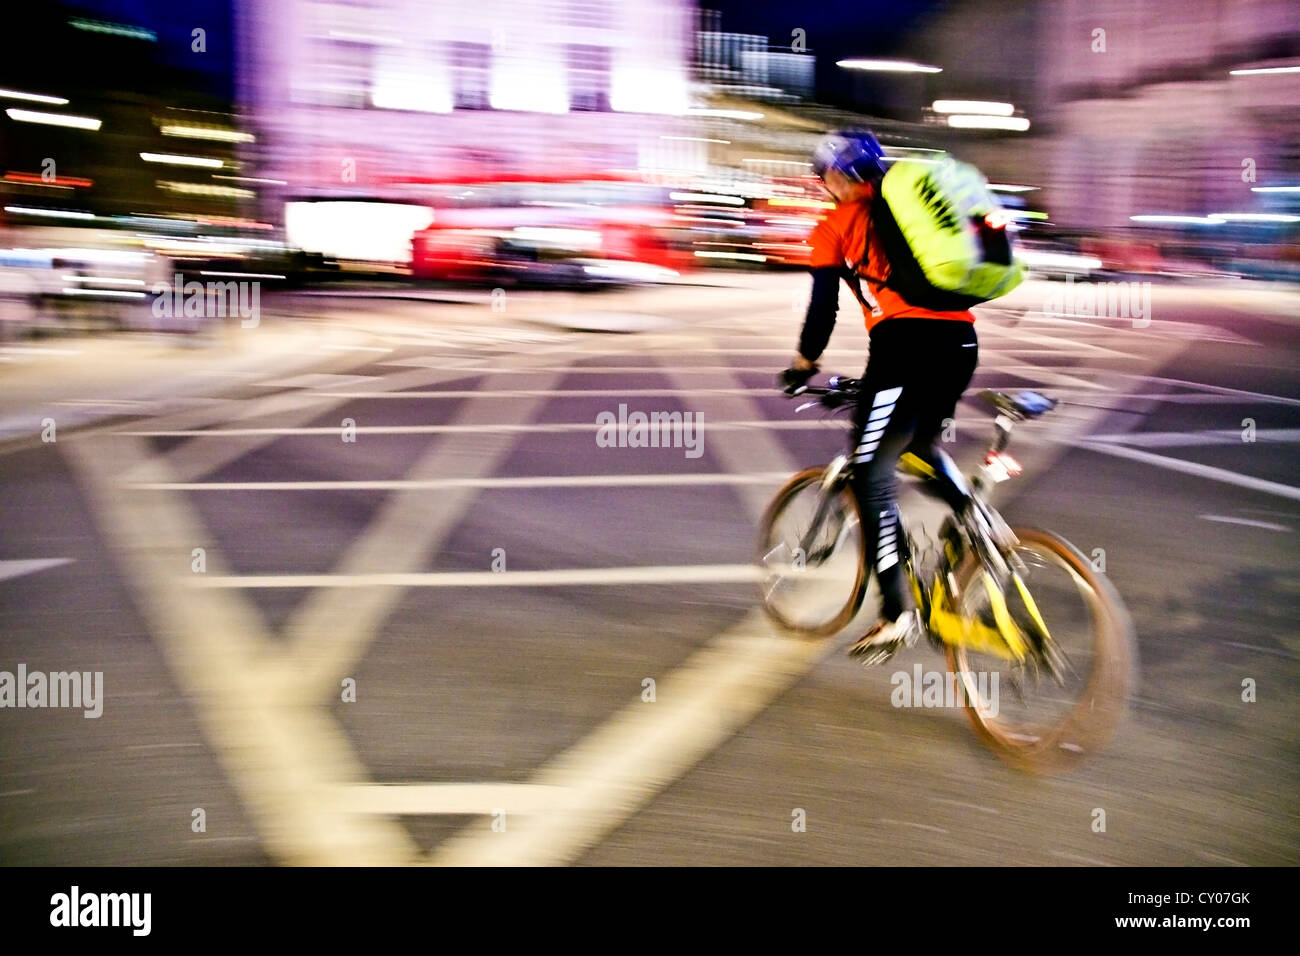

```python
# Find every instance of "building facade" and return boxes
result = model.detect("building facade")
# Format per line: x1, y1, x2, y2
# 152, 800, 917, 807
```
236, 0, 698, 217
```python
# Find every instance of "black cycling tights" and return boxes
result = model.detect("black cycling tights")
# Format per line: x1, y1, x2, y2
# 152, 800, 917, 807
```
849, 318, 978, 620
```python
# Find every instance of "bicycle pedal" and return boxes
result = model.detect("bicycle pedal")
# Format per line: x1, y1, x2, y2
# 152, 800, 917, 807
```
851, 637, 906, 668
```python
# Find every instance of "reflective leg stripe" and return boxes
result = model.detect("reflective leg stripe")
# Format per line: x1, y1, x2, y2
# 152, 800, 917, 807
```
872, 386, 903, 407
876, 509, 899, 572
853, 387, 902, 464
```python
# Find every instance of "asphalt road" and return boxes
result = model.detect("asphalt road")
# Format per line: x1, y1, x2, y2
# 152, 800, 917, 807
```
1, 273, 1297, 865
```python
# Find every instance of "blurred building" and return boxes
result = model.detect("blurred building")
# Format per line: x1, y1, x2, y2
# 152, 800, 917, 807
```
0, 6, 247, 228
696, 9, 816, 101
1041, 0, 1300, 231
236, 0, 698, 221
915, 0, 1300, 234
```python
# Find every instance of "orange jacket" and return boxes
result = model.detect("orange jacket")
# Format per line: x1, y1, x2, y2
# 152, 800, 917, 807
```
807, 192, 975, 332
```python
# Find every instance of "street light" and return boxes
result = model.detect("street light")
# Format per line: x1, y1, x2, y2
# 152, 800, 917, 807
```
946, 114, 1030, 131
838, 58, 942, 73
931, 99, 1014, 115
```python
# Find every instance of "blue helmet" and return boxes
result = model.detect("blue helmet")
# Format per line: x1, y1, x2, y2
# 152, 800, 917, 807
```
812, 130, 888, 183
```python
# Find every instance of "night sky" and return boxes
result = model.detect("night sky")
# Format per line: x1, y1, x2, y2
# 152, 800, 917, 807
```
68, 0, 235, 97
48, 0, 947, 107
708, 0, 948, 106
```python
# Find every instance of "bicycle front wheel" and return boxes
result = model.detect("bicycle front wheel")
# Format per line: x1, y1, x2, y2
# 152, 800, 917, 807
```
946, 527, 1136, 772
757, 467, 867, 638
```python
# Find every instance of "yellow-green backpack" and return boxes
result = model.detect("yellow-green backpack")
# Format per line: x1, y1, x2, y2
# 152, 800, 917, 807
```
864, 157, 1025, 311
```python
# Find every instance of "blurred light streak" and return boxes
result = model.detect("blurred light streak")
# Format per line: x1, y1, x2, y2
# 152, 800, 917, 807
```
684, 108, 763, 120
838, 58, 941, 73
946, 114, 1030, 131
581, 262, 679, 281
61, 276, 147, 286
0, 89, 69, 105
661, 136, 730, 144
3, 206, 96, 220
1228, 66, 1300, 75
512, 226, 602, 246
158, 181, 255, 198
694, 250, 766, 262
214, 175, 288, 186
931, 100, 1014, 115
1018, 250, 1102, 270
160, 125, 255, 143
140, 152, 224, 169
1208, 213, 1300, 223
68, 17, 156, 41
60, 287, 146, 298
4, 172, 93, 188
200, 272, 286, 279
766, 197, 834, 210
1129, 215, 1224, 225
5, 108, 102, 130
670, 192, 745, 205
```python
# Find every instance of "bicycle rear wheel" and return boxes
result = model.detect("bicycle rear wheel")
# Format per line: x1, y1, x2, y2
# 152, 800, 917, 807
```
757, 467, 867, 637
945, 527, 1136, 772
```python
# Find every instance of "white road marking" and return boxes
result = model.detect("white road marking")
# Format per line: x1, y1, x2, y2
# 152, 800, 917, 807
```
1049, 849, 1114, 867
1199, 514, 1291, 531
127, 472, 793, 491
1224, 642, 1296, 659
0, 558, 74, 582
265, 371, 561, 702
316, 388, 782, 398
426, 344, 820, 867
64, 435, 417, 865
429, 613, 827, 866
50, 278, 1224, 867
929, 797, 999, 815
1120, 375, 1300, 408
193, 564, 762, 589
118, 418, 978, 438
1088, 428, 1300, 447
258, 373, 379, 388
1194, 849, 1248, 866
54, 399, 149, 408
875, 820, 950, 834
341, 784, 570, 816
1074, 440, 1300, 501
0, 346, 83, 356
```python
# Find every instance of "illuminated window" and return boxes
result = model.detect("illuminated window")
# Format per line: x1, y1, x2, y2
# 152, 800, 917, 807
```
451, 42, 492, 110
296, 37, 372, 107
568, 45, 611, 112
563, 0, 613, 30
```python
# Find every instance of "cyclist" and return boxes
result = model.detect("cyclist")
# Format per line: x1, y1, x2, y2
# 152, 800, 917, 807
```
781, 130, 979, 662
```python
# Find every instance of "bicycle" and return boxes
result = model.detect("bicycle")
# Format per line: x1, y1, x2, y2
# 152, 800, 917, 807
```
757, 375, 1136, 772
